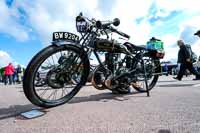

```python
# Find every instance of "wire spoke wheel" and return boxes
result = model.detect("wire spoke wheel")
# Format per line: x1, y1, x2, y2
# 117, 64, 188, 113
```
132, 57, 161, 92
23, 45, 89, 108
35, 53, 82, 101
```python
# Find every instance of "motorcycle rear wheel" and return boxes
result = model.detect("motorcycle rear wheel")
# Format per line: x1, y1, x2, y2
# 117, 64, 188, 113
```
132, 59, 160, 92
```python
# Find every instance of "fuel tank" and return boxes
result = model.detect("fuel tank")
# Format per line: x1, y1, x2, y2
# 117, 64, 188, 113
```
94, 38, 126, 53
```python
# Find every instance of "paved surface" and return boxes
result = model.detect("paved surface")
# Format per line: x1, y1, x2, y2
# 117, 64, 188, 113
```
0, 75, 200, 133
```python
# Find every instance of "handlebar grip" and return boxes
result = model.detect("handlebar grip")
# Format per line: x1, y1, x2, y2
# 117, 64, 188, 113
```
96, 18, 120, 29
96, 21, 112, 29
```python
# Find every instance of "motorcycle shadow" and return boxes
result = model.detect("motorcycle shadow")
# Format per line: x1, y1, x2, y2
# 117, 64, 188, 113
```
69, 91, 146, 104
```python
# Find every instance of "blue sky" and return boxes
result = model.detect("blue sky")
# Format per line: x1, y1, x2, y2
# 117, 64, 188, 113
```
0, 0, 200, 67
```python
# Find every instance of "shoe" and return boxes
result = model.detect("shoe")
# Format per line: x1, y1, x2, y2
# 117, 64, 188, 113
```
173, 77, 181, 81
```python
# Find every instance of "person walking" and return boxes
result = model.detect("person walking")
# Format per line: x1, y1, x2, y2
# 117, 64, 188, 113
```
4, 63, 14, 85
193, 56, 200, 76
173, 40, 200, 81
12, 68, 17, 84
193, 30, 200, 80
16, 65, 23, 84
164, 63, 169, 76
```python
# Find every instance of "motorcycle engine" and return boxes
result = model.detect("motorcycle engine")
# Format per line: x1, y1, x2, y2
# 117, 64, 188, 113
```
91, 53, 131, 90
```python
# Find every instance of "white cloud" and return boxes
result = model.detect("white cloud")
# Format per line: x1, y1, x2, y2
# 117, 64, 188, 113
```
158, 34, 178, 61
0, 1, 29, 41
110, 0, 153, 45
155, 0, 200, 13
1, 0, 200, 63
161, 34, 178, 47
14, 0, 153, 45
111, 0, 152, 19
16, 0, 102, 43
0, 50, 13, 67
155, 10, 170, 18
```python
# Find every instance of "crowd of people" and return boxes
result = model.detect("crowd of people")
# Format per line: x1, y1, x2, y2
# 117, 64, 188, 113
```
0, 63, 24, 85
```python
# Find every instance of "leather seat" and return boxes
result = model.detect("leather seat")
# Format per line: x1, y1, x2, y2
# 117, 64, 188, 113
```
123, 42, 147, 51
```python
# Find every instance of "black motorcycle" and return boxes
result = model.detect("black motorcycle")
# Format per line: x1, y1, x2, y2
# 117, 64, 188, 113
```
23, 13, 164, 108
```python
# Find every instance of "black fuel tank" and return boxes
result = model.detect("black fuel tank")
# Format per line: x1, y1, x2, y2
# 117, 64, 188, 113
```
94, 39, 125, 53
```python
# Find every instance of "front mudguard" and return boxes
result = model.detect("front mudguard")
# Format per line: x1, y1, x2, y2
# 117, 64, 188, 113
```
52, 41, 87, 57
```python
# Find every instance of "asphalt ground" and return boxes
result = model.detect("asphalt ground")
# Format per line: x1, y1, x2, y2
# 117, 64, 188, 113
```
0, 75, 200, 133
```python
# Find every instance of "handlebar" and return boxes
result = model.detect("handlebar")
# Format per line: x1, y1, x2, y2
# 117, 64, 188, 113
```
96, 18, 120, 29
115, 29, 130, 39
110, 26, 130, 39
76, 12, 130, 39
96, 19, 130, 39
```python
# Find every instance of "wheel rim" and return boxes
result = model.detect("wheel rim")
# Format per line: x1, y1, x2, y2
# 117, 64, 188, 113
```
32, 49, 85, 103
132, 58, 160, 92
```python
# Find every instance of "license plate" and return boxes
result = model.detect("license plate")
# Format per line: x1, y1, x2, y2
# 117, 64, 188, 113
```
52, 32, 79, 42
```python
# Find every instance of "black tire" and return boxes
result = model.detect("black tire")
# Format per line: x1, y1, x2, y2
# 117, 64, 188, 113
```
23, 44, 89, 108
132, 59, 160, 92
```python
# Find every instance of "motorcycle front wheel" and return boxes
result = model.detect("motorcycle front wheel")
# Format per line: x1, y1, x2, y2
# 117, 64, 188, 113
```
23, 44, 89, 108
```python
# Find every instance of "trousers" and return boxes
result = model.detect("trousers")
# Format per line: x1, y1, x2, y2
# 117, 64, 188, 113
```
177, 62, 200, 79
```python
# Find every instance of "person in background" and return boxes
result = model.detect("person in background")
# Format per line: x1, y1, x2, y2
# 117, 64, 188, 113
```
4, 63, 14, 85
198, 56, 200, 73
173, 40, 200, 80
12, 68, 17, 84
164, 63, 169, 76
16, 65, 23, 84
193, 30, 200, 80
0, 67, 5, 83
193, 56, 200, 77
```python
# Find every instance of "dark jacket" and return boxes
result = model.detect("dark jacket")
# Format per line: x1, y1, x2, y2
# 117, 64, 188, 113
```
178, 44, 190, 63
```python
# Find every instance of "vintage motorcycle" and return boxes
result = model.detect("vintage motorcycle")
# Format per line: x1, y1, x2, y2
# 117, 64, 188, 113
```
23, 13, 164, 108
